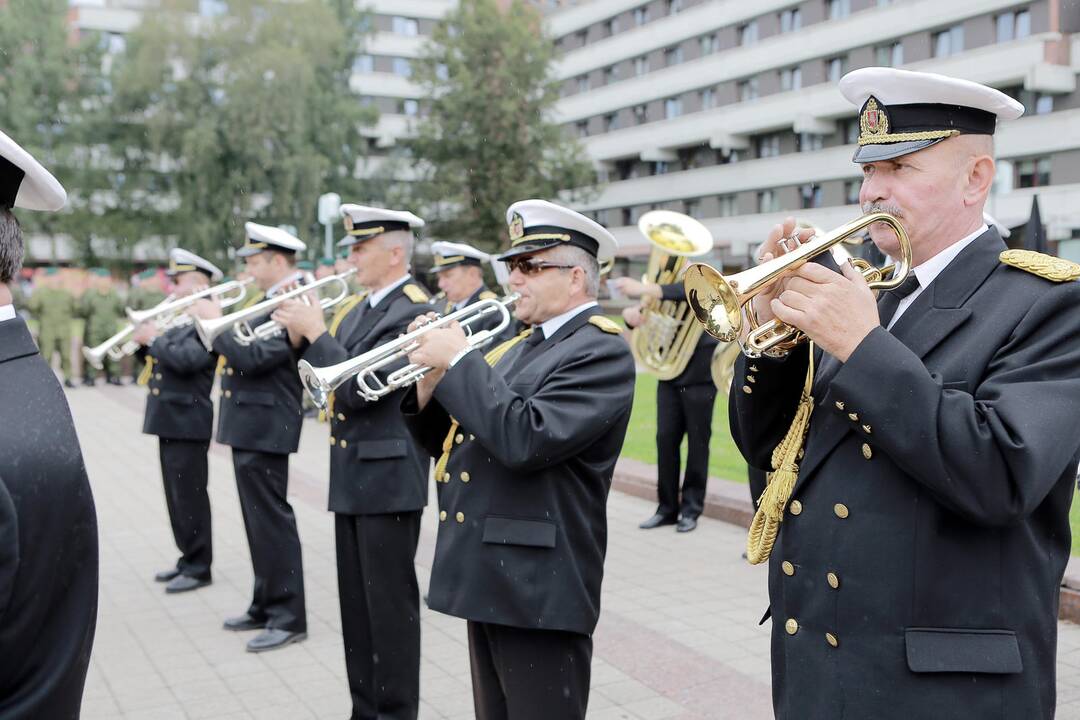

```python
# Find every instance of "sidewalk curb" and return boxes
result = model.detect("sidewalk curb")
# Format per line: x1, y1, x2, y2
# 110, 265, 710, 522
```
611, 458, 1080, 625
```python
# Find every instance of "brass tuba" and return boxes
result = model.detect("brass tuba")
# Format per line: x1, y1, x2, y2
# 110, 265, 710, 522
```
683, 212, 911, 358
629, 211, 715, 380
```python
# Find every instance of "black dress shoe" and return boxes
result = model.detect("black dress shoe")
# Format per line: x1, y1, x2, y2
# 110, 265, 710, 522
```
676, 517, 698, 533
223, 613, 266, 632
246, 628, 307, 653
106, 376, 122, 386
82, 377, 95, 387
165, 575, 212, 593
63, 379, 77, 389
639, 513, 677, 529
154, 568, 181, 583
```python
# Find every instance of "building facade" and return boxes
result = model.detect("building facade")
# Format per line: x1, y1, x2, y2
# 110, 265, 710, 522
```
545, 0, 1080, 266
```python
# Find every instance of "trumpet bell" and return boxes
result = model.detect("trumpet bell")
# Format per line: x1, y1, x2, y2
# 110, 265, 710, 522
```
684, 263, 744, 343
637, 210, 713, 258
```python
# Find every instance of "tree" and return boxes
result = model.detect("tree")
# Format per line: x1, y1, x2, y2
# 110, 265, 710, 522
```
105, 0, 376, 264
0, 0, 107, 264
403, 0, 597, 253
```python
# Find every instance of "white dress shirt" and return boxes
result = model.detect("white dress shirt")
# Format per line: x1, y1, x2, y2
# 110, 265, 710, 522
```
888, 223, 988, 329
538, 301, 599, 339
369, 274, 411, 309
0, 304, 15, 323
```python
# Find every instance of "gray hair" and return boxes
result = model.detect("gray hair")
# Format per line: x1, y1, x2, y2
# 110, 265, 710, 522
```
547, 244, 599, 297
0, 209, 23, 284
379, 229, 414, 262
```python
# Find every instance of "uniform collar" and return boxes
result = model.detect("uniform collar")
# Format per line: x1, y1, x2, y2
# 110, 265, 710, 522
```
539, 300, 598, 339
369, 273, 410, 308
452, 285, 485, 312
910, 223, 988, 292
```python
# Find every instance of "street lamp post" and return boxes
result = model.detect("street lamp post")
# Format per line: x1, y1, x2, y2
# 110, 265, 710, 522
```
318, 192, 342, 260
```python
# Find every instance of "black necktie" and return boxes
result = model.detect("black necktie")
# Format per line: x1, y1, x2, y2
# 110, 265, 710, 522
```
877, 274, 921, 328
506, 328, 545, 375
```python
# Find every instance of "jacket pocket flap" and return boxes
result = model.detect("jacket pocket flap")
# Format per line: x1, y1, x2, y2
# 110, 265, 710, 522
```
159, 391, 195, 405
482, 517, 556, 548
235, 391, 276, 407
905, 627, 1022, 674
352, 438, 407, 460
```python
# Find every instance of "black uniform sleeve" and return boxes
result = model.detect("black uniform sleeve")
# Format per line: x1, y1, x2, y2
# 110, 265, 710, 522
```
660, 281, 686, 302
431, 334, 636, 472
212, 328, 295, 376
149, 328, 215, 375
728, 344, 811, 471
822, 282, 1080, 526
401, 386, 454, 459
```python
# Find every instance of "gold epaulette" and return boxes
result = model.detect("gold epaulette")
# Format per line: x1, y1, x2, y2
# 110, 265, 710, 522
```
403, 284, 430, 303
479, 290, 497, 300
589, 316, 623, 334
999, 249, 1080, 282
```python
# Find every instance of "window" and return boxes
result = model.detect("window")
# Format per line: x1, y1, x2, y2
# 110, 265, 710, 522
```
401, 99, 419, 116
653, 161, 670, 175
844, 180, 861, 205
595, 209, 609, 226
576, 121, 589, 138
352, 55, 374, 73
667, 0, 682, 15
436, 63, 449, 81
700, 34, 717, 55
700, 88, 715, 110
392, 58, 413, 77
755, 133, 781, 158
875, 41, 904, 67
932, 25, 964, 58
780, 66, 802, 91
664, 97, 682, 119
622, 208, 633, 226
605, 18, 619, 37
718, 195, 738, 217
664, 46, 683, 67
604, 113, 620, 132
577, 75, 589, 93
634, 6, 649, 26
103, 32, 126, 55
685, 199, 701, 218
738, 21, 759, 46
575, 30, 587, 47
199, 0, 227, 17
780, 8, 802, 33
843, 118, 860, 144
826, 56, 848, 83
633, 104, 648, 124
392, 16, 419, 36
604, 65, 620, 84
1016, 157, 1050, 188
634, 56, 650, 76
800, 184, 823, 209
1034, 93, 1054, 115
996, 9, 1031, 42
1003, 87, 1054, 116
738, 78, 760, 102
758, 190, 781, 213
797, 133, 823, 152
827, 0, 851, 19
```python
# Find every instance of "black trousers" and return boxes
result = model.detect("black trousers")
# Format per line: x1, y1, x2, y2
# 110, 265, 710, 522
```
656, 380, 717, 519
467, 621, 592, 720
159, 437, 212, 580
336, 511, 422, 720
232, 449, 306, 633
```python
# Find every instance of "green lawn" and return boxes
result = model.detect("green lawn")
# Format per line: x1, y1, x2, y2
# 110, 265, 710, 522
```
620, 373, 748, 483
1072, 490, 1080, 555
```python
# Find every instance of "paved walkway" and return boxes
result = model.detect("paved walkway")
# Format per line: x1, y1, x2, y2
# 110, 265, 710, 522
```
66, 383, 1080, 719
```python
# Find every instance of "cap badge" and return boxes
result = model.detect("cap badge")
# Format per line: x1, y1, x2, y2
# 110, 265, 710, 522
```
508, 212, 525, 241
860, 97, 890, 140
343, 214, 354, 231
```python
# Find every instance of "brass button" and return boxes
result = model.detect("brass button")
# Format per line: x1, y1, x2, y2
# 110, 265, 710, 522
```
747, 375, 756, 384
224, 390, 232, 398
337, 412, 346, 422
329, 436, 336, 445
455, 433, 464, 444
340, 439, 348, 449
835, 401, 845, 410
825, 632, 838, 648
834, 503, 849, 519
152, 388, 160, 396
781, 561, 795, 576
785, 618, 799, 635
469, 434, 475, 441
827, 572, 840, 589
861, 443, 872, 460
439, 510, 447, 521
789, 500, 803, 516
442, 472, 451, 483
742, 385, 753, 394
455, 511, 465, 523
847, 412, 859, 422
155, 373, 162, 380
862, 424, 872, 434
227, 368, 234, 376
460, 471, 470, 483
750, 365, 759, 372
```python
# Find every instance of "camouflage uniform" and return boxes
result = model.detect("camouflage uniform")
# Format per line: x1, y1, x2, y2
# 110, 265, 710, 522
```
27, 282, 77, 384
79, 275, 125, 384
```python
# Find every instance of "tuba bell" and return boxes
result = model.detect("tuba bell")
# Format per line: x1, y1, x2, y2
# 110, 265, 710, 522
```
629, 211, 715, 380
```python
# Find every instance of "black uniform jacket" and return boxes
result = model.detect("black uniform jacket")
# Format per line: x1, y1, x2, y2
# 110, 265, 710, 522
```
403, 306, 636, 636
730, 228, 1080, 720
142, 324, 217, 441
300, 280, 431, 515
660, 281, 717, 386
214, 312, 304, 455
0, 318, 98, 719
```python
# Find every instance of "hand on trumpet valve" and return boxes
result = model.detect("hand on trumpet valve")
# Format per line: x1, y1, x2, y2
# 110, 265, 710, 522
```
770, 258, 878, 363
132, 321, 158, 347
186, 297, 222, 320
405, 315, 468, 372
271, 298, 326, 345
748, 217, 819, 327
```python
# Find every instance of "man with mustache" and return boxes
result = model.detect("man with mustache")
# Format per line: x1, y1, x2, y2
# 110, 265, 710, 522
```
729, 67, 1080, 719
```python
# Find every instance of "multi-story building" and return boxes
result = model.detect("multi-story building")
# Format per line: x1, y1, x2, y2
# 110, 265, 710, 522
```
546, 0, 1080, 268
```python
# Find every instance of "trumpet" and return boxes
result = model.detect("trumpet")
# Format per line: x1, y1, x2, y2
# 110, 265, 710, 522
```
683, 212, 911, 357
126, 279, 250, 326
82, 325, 141, 371
194, 269, 356, 351
298, 293, 519, 410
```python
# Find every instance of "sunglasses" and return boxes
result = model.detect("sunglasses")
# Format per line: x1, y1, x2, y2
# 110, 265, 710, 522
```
506, 257, 576, 276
